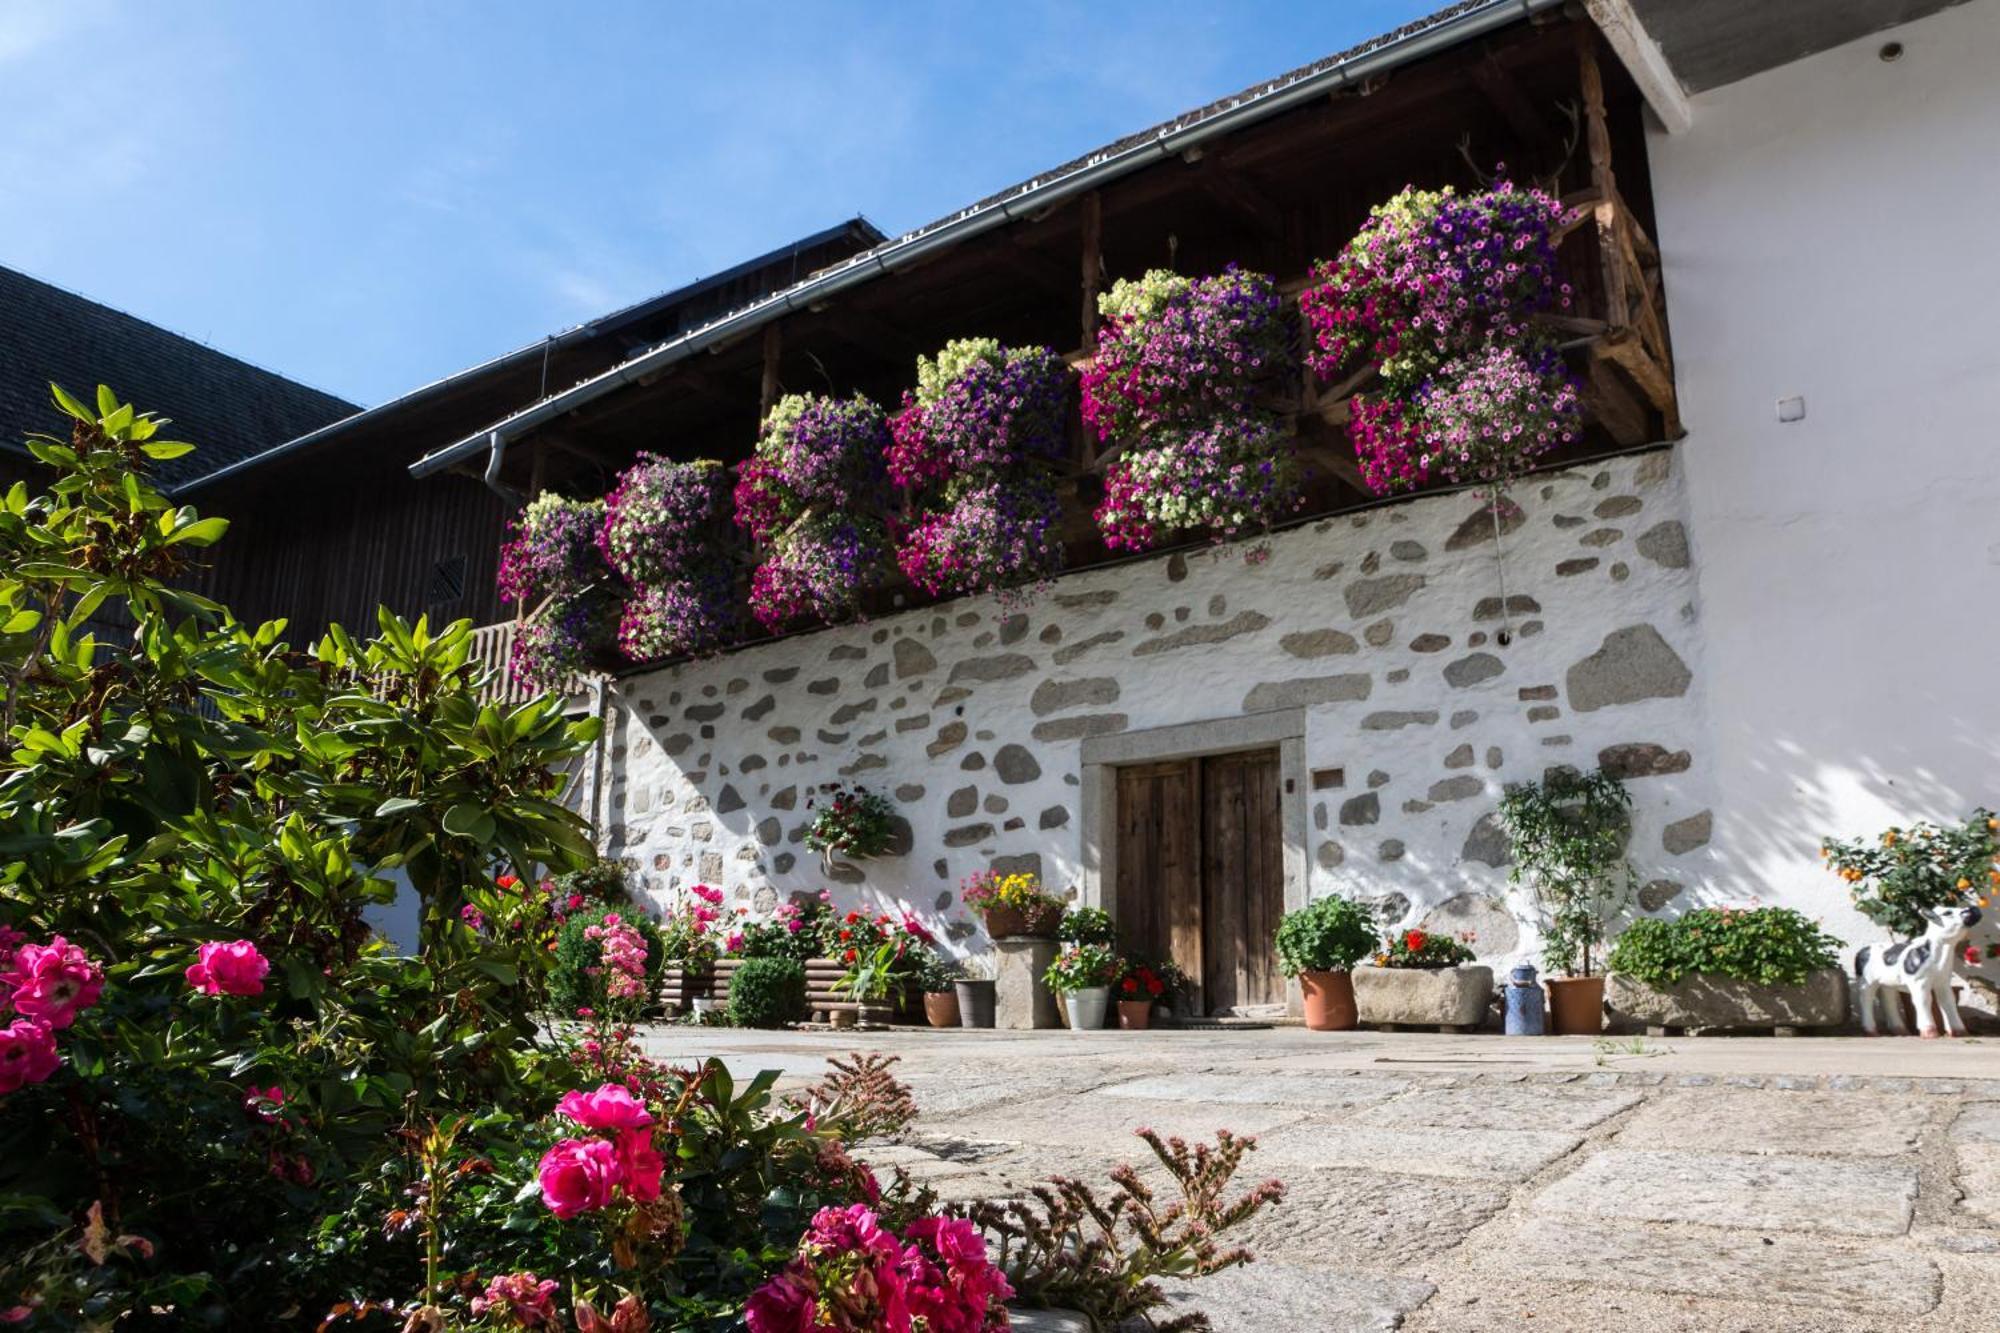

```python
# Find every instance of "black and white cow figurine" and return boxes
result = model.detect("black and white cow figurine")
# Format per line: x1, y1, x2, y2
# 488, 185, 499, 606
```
1854, 904, 1983, 1038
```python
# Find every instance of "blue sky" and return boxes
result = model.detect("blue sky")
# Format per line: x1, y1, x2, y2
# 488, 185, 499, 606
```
1, 2, 1437, 407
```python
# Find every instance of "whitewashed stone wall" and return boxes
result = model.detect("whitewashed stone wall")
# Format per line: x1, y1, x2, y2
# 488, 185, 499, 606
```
603, 445, 1713, 967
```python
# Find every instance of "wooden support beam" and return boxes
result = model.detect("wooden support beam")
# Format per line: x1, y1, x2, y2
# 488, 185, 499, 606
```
1577, 26, 1627, 330
1193, 159, 1285, 238
1080, 190, 1102, 352
759, 323, 783, 420
527, 441, 548, 501
1580, 353, 1650, 446
1591, 328, 1680, 436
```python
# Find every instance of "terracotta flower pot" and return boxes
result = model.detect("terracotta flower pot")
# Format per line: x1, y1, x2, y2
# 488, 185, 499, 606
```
1546, 975, 1607, 1035
923, 990, 961, 1028
1118, 999, 1154, 1030
1299, 969, 1358, 1031
980, 901, 1063, 939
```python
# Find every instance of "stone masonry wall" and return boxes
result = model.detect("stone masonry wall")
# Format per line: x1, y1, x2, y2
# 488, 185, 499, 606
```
602, 445, 1714, 966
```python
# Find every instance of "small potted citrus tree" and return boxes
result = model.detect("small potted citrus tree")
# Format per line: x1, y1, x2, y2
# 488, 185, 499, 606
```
1353, 927, 1493, 1032
1044, 943, 1120, 1030
1499, 766, 1634, 1035
1274, 894, 1379, 1031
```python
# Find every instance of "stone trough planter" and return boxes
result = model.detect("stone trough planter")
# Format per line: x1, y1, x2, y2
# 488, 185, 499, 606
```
1353, 965, 1493, 1033
1605, 967, 1849, 1035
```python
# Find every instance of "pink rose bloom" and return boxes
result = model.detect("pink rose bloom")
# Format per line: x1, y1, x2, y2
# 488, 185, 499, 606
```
726, 931, 745, 954
537, 1137, 622, 1218
471, 1271, 560, 1328
745, 1269, 817, 1333
3, 937, 104, 1029
614, 1126, 666, 1203
557, 1083, 653, 1131
242, 1085, 285, 1123
185, 940, 269, 997
0, 1019, 60, 1094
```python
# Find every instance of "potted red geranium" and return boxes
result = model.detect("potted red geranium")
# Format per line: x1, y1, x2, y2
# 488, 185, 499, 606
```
1115, 960, 1167, 1029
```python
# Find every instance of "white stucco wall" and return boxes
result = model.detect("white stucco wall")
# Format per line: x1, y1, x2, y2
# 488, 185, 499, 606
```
602, 447, 1711, 970
1647, 0, 2000, 944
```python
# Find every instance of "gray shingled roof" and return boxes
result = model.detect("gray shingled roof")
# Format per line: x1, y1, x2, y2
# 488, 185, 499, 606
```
0, 265, 359, 489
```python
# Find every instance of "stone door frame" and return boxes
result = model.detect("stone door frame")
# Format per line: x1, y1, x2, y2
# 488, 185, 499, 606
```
1078, 708, 1309, 1013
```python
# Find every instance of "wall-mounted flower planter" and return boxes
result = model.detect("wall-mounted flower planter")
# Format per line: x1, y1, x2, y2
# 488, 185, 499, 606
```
1605, 968, 1849, 1035
1353, 965, 1493, 1033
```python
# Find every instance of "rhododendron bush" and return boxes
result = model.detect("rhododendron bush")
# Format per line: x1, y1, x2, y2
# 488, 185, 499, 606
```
889, 339, 1069, 599
1081, 268, 1303, 551
0, 386, 600, 1324
736, 394, 893, 628
1299, 177, 1583, 495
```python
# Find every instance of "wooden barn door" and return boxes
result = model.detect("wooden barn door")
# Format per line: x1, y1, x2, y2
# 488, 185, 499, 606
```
1200, 750, 1284, 1012
1114, 761, 1202, 987
1113, 748, 1284, 1015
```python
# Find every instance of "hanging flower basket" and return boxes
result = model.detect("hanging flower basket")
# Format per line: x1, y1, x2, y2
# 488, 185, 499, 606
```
737, 393, 893, 628
1080, 267, 1292, 441
598, 455, 735, 586
896, 475, 1064, 600
1095, 416, 1303, 552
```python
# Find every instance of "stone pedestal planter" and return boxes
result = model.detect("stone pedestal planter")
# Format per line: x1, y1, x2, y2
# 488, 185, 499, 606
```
1606, 967, 1849, 1034
1353, 965, 1493, 1032
995, 937, 1060, 1029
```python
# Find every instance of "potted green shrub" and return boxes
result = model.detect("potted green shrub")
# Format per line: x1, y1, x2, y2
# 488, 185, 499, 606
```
913, 949, 963, 1028
830, 937, 899, 1028
726, 957, 808, 1029
1605, 906, 1847, 1033
1353, 927, 1493, 1032
1274, 895, 1379, 1031
1499, 767, 1635, 1035
1044, 944, 1120, 1030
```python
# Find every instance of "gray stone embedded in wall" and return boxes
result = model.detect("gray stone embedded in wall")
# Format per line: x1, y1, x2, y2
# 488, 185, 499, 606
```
944, 822, 994, 847
947, 785, 978, 818
1132, 611, 1271, 656
1427, 776, 1483, 803
1243, 674, 1372, 712
927, 722, 968, 758
1340, 792, 1380, 826
1445, 744, 1475, 769
1361, 710, 1438, 730
1053, 631, 1124, 665
894, 637, 937, 678
1639, 878, 1684, 912
1636, 520, 1691, 569
1031, 677, 1120, 715
1443, 653, 1505, 688
1461, 812, 1511, 867
1663, 810, 1713, 855
894, 783, 925, 802
1031, 715, 1128, 742
1598, 742, 1693, 779
1410, 633, 1451, 653
1444, 497, 1523, 550
1596, 495, 1643, 519
1472, 595, 1540, 621
1567, 625, 1694, 712
994, 745, 1041, 784
1556, 558, 1600, 577
949, 654, 1035, 684
1344, 574, 1425, 618
1281, 628, 1359, 658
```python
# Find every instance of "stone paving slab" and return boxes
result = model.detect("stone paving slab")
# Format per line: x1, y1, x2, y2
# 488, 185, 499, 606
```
1950, 1100, 2000, 1143
1088, 1071, 1410, 1111
1952, 1142, 2000, 1226
1235, 1168, 1511, 1269
1353, 1082, 1642, 1132
1255, 1122, 1582, 1180
1146, 1261, 1436, 1333
1491, 1218, 1941, 1316
1616, 1089, 1929, 1157
931, 1094, 1311, 1158
1532, 1148, 1918, 1236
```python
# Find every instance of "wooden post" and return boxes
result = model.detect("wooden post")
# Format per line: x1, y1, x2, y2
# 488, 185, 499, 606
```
759, 322, 783, 420
526, 441, 548, 501
1577, 27, 1627, 330
1080, 191, 1103, 352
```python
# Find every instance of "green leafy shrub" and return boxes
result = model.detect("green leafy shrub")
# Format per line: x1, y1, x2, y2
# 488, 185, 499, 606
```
1499, 766, 1634, 975
0, 386, 600, 1324
546, 857, 631, 908
1043, 943, 1120, 993
1376, 926, 1477, 969
1608, 907, 1842, 987
1274, 895, 1378, 974
728, 957, 807, 1028
550, 905, 666, 1018
1058, 905, 1118, 947
1822, 809, 1999, 938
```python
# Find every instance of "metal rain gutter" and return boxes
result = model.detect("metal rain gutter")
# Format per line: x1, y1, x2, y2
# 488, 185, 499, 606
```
409, 0, 1557, 483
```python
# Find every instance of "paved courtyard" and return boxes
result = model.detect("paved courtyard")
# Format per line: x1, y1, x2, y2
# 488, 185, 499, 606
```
636, 1024, 2000, 1331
